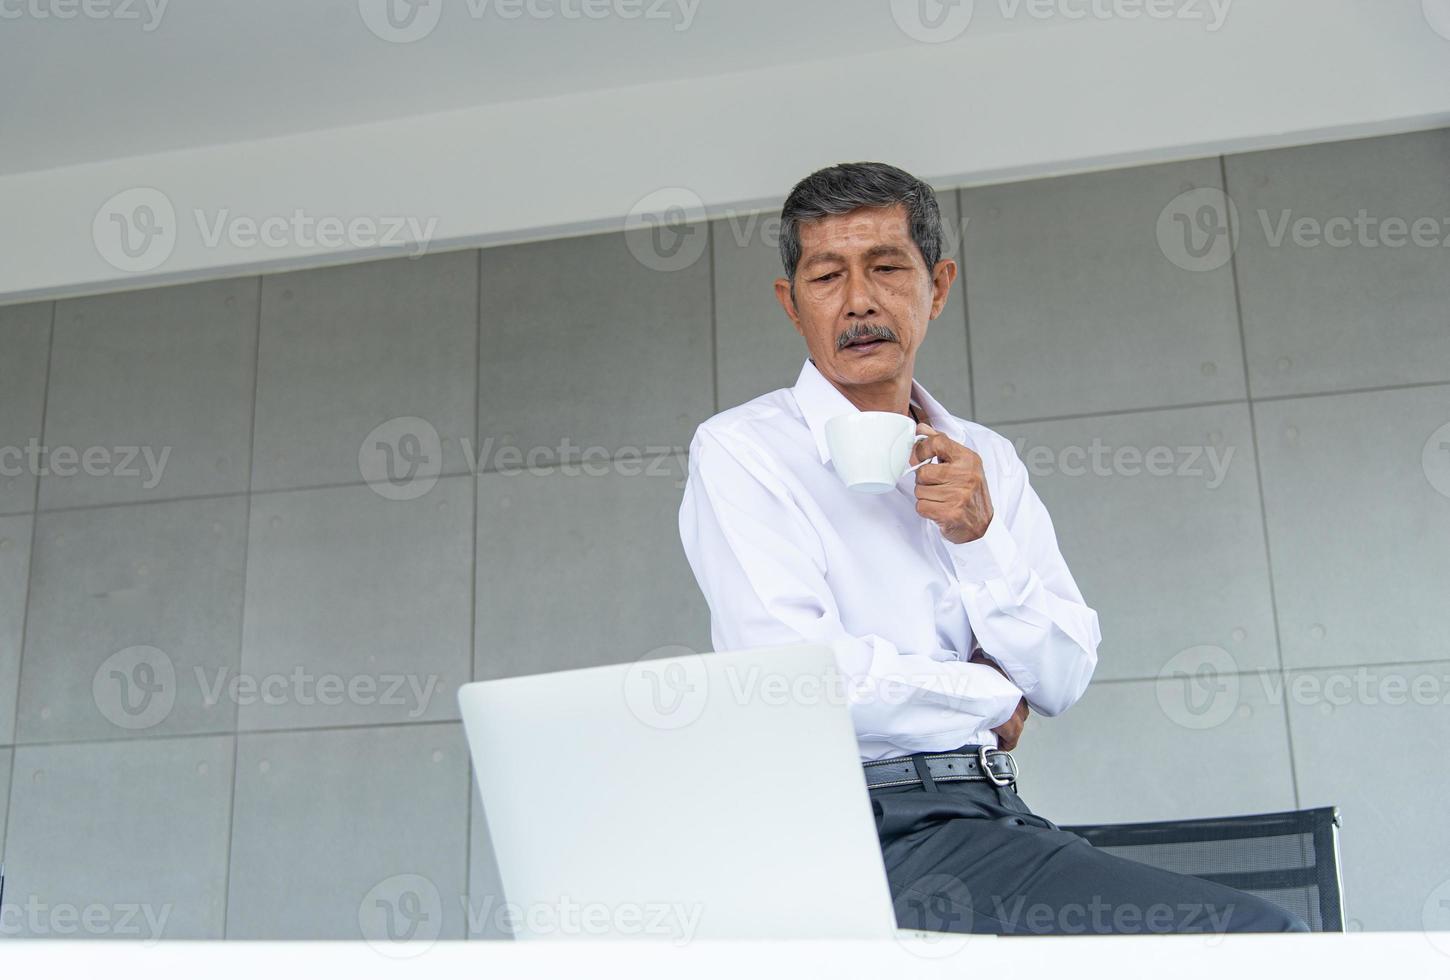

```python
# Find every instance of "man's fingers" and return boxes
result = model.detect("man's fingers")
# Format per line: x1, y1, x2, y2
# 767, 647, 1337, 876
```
914, 483, 958, 503
912, 424, 958, 464
916, 435, 958, 464
912, 462, 954, 485
915, 465, 987, 493
915, 498, 953, 523
912, 425, 983, 470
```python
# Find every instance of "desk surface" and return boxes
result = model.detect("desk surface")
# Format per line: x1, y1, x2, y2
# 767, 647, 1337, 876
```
2, 932, 1447, 978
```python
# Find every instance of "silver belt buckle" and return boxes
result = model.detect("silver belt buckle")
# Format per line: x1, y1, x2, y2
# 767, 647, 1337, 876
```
980, 745, 1014, 787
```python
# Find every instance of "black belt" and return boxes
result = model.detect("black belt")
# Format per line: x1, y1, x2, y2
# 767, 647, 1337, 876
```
862, 746, 1018, 790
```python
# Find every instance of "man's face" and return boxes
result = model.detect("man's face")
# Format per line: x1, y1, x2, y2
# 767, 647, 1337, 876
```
775, 202, 956, 392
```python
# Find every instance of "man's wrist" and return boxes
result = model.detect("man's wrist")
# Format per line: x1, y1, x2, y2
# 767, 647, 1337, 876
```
946, 511, 1019, 583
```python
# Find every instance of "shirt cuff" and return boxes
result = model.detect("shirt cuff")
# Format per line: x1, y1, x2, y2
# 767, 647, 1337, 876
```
976, 666, 1026, 730
946, 511, 1020, 584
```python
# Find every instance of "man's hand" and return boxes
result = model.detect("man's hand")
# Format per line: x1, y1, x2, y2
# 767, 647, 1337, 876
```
912, 424, 994, 544
991, 698, 1030, 752
972, 650, 1029, 751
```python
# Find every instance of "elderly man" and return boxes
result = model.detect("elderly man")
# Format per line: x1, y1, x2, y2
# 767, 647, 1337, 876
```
678, 162, 1306, 935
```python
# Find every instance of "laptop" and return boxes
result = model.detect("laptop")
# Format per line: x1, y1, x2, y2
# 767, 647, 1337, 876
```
458, 644, 906, 941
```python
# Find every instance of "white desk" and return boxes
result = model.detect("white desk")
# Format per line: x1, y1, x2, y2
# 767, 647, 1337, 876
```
3, 932, 1447, 978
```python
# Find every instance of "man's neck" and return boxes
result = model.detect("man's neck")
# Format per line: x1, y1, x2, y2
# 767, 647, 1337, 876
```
827, 371, 916, 418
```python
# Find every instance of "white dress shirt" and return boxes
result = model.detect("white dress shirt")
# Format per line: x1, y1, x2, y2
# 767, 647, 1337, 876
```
678, 358, 1101, 762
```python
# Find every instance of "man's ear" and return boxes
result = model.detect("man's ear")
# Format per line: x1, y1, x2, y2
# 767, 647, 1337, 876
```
774, 277, 806, 338
928, 258, 958, 320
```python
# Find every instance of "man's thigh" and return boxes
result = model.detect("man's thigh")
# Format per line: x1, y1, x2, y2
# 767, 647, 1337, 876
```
877, 788, 1308, 935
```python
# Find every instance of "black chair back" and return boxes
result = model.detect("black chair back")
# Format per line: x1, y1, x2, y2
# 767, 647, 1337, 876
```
1063, 807, 1344, 932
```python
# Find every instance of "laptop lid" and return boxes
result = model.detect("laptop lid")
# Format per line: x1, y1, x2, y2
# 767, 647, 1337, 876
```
458, 643, 897, 941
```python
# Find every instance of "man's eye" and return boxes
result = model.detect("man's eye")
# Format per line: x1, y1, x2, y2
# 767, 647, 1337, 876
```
814, 272, 840, 283
875, 265, 902, 273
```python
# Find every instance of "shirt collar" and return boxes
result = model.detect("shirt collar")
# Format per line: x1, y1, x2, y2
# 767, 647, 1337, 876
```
791, 358, 963, 464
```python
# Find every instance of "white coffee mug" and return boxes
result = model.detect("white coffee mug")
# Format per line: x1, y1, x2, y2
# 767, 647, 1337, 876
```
824, 411, 934, 494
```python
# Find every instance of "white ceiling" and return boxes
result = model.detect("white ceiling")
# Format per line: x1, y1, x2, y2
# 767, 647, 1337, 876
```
0, 0, 1063, 175
4, 0, 1448, 302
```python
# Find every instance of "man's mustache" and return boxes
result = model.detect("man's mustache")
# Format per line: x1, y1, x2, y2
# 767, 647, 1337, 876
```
836, 324, 899, 351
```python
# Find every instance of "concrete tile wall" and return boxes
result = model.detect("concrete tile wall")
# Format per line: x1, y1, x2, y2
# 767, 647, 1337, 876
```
0, 128, 1444, 936
252, 253, 479, 493
1254, 386, 1450, 669
1226, 128, 1450, 398
226, 724, 470, 939
239, 477, 474, 731
0, 749, 10, 865
0, 303, 50, 517
478, 229, 713, 462
4, 736, 234, 938
1002, 129, 1450, 933
42, 281, 258, 510
961, 157, 1246, 422
1018, 673, 1298, 825
20, 496, 249, 743
473, 461, 708, 680
0, 515, 31, 745
1287, 660, 1450, 931
996, 404, 1277, 681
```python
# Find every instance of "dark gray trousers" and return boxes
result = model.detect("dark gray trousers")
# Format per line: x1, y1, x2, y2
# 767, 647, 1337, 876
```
871, 756, 1310, 935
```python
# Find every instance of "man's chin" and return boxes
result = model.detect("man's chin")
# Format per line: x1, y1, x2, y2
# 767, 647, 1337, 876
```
826, 352, 907, 390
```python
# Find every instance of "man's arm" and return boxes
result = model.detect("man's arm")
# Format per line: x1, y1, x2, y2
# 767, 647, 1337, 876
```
914, 424, 1101, 717
678, 424, 1025, 750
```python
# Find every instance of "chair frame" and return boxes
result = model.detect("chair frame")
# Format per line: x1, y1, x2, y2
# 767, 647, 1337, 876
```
1062, 806, 1344, 932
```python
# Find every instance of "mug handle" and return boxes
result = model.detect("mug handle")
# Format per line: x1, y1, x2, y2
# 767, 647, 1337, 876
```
906, 434, 937, 473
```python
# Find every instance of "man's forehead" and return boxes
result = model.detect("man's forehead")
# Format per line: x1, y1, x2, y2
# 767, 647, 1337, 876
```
795, 204, 914, 252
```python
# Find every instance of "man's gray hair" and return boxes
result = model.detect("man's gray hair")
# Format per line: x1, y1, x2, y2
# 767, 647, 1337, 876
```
778, 162, 943, 284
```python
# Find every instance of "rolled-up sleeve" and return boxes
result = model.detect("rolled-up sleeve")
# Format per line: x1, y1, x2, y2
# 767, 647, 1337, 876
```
679, 425, 1026, 749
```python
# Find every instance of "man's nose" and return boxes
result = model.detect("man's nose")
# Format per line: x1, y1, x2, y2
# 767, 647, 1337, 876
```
844, 276, 879, 318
